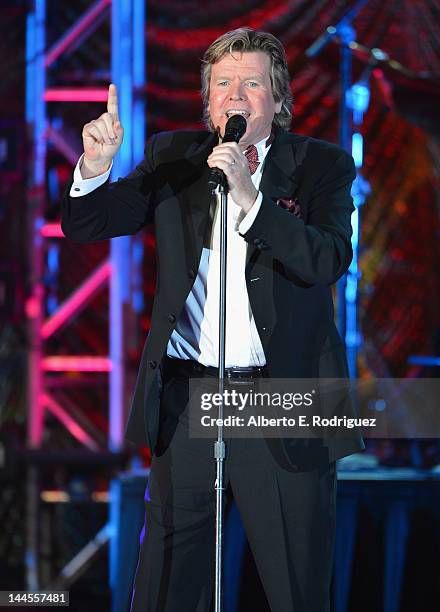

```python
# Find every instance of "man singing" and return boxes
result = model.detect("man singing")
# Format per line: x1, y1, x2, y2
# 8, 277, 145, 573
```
62, 27, 364, 612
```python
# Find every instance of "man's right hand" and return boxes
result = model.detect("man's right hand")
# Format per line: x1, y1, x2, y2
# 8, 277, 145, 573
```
81, 83, 124, 178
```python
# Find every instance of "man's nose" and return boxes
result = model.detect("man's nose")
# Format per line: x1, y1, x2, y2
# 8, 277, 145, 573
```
229, 81, 246, 100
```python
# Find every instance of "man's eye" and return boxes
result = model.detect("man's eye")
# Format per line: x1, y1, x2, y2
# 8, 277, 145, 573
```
247, 82, 259, 87
218, 81, 229, 86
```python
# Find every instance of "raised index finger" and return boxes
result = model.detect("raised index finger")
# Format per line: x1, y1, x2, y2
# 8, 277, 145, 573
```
107, 83, 119, 122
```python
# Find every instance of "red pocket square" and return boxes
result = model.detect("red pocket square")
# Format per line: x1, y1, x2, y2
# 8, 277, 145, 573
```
276, 197, 301, 217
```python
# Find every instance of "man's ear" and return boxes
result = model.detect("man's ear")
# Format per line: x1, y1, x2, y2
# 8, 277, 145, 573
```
275, 100, 282, 114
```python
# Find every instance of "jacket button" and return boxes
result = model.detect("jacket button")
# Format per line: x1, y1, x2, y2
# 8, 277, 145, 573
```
149, 360, 157, 369
168, 314, 176, 323
188, 268, 196, 279
253, 238, 262, 246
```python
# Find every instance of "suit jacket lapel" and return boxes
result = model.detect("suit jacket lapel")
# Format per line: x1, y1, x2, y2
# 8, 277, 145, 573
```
259, 131, 299, 199
181, 132, 218, 269
246, 129, 300, 267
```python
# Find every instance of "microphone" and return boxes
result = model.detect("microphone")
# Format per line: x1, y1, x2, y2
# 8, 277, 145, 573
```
208, 114, 247, 190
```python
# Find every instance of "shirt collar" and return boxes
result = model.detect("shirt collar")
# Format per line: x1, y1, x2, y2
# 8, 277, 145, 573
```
252, 133, 273, 165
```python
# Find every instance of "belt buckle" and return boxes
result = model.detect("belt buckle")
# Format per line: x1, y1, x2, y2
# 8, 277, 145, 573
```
227, 367, 257, 385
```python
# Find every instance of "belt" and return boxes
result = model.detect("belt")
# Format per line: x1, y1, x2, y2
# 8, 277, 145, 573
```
163, 356, 268, 380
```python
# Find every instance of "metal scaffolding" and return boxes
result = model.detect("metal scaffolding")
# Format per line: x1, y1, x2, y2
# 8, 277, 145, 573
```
25, 0, 145, 596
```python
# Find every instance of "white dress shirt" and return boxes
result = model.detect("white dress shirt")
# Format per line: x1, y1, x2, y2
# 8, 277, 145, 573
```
69, 137, 271, 367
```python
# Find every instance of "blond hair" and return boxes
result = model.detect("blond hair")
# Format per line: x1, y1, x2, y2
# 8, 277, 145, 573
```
201, 27, 293, 131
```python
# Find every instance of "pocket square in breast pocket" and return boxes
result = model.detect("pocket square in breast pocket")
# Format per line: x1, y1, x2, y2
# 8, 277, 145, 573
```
276, 197, 301, 218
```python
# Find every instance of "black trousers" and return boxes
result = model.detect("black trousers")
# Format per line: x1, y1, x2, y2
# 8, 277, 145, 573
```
130, 365, 337, 612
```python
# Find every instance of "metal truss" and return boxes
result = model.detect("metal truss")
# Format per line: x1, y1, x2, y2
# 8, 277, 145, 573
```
25, 0, 145, 594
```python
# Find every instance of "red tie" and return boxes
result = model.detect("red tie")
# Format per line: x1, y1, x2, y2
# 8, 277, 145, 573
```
245, 145, 260, 175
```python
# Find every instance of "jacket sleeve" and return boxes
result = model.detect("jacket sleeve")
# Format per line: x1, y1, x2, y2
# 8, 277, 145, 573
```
61, 134, 157, 242
242, 150, 356, 285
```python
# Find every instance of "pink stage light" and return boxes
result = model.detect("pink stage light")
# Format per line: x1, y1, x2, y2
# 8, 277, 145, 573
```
43, 356, 113, 372
45, 0, 111, 68
41, 222, 64, 238
25, 295, 42, 319
43, 392, 100, 450
42, 260, 111, 338
44, 88, 108, 102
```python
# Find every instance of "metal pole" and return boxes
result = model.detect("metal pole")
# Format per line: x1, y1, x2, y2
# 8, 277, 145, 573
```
214, 179, 228, 612
336, 21, 354, 345
306, 0, 370, 376
110, 0, 145, 451
25, 0, 47, 590
26, 0, 47, 450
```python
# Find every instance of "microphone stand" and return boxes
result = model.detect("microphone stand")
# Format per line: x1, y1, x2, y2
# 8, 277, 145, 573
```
214, 172, 228, 612
306, 0, 370, 378
207, 115, 245, 612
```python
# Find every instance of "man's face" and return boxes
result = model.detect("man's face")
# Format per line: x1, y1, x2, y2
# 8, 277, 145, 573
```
207, 51, 282, 148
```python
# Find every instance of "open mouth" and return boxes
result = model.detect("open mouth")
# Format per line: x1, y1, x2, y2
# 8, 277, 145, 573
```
225, 110, 250, 119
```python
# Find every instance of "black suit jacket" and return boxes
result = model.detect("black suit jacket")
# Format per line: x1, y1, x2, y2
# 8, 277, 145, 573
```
62, 127, 364, 463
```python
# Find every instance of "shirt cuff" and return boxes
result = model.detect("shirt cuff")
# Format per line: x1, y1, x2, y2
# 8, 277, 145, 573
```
69, 154, 112, 198
238, 191, 263, 234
